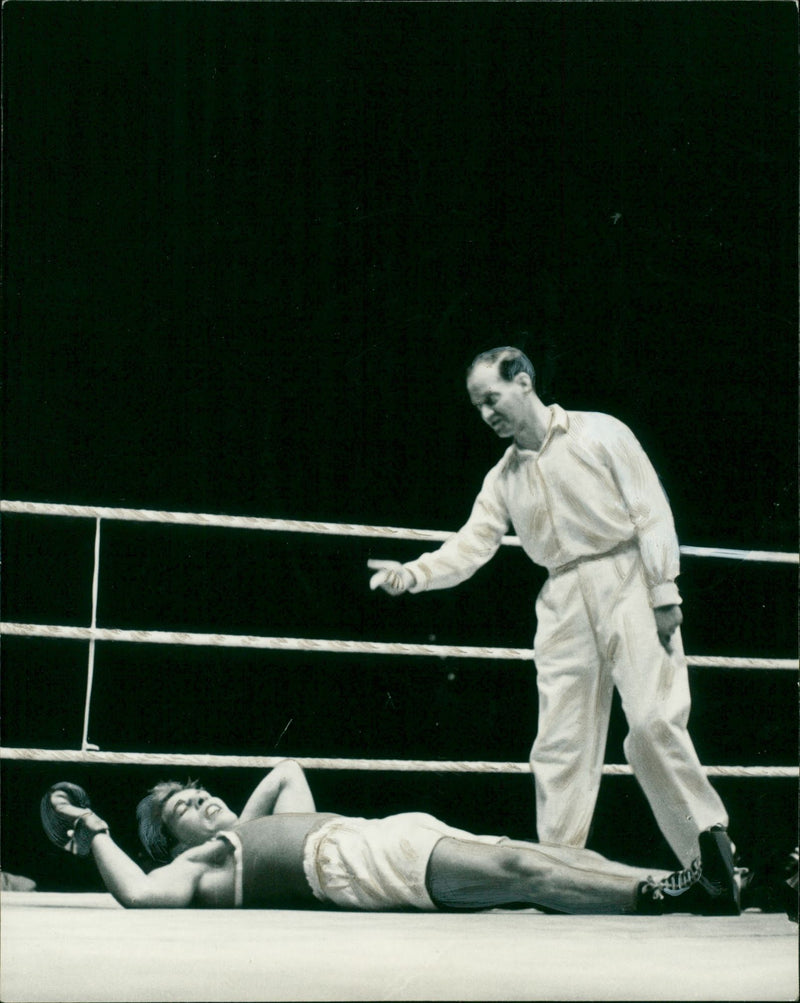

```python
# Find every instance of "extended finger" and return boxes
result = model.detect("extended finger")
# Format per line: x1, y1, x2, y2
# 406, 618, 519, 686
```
369, 571, 390, 590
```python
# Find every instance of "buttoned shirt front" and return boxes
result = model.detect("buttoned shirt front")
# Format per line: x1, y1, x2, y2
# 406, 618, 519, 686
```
405, 405, 681, 608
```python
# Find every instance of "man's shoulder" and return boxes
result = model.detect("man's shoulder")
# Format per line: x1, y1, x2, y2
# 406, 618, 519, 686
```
564, 408, 632, 440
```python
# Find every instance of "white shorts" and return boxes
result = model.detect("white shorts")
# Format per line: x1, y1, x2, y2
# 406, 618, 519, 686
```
302, 813, 504, 911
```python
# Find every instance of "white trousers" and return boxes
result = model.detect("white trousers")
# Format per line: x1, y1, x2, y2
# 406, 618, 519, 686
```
530, 546, 728, 866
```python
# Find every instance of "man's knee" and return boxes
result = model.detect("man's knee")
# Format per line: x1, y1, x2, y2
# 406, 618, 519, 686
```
625, 713, 679, 753
530, 728, 584, 764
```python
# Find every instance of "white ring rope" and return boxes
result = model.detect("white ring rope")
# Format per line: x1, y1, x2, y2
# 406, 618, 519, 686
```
2, 499, 796, 785
1, 622, 796, 671
1, 747, 796, 779
2, 499, 798, 563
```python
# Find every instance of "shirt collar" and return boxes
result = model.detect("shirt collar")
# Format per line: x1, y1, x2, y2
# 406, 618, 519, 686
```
512, 404, 568, 457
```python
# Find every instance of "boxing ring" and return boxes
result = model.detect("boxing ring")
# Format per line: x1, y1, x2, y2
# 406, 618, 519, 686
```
1, 499, 798, 1001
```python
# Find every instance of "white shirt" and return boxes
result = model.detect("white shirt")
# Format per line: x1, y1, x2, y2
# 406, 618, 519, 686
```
404, 405, 681, 608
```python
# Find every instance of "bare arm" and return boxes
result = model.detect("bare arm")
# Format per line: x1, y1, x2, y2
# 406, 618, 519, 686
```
43, 786, 227, 908
90, 830, 209, 908
238, 759, 316, 822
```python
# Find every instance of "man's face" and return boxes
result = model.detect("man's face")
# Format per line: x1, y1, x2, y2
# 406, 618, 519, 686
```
162, 788, 239, 849
467, 361, 529, 439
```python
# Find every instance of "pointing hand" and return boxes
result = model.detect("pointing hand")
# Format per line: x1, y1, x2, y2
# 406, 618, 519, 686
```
368, 559, 415, 595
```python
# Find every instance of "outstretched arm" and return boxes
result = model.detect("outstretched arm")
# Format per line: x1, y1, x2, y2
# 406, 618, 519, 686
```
368, 463, 510, 596
43, 789, 207, 908
238, 759, 316, 822
91, 831, 207, 908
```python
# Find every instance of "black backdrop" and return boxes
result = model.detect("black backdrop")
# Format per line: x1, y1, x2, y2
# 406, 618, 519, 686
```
2, 2, 797, 893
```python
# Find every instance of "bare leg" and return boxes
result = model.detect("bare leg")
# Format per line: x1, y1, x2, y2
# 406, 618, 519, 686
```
426, 837, 665, 914
503, 839, 671, 882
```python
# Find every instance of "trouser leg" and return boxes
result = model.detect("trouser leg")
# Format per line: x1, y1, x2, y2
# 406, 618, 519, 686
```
530, 574, 613, 847
600, 558, 729, 866
426, 836, 664, 914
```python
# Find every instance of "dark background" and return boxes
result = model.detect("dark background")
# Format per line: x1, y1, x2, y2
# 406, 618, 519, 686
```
2, 2, 797, 895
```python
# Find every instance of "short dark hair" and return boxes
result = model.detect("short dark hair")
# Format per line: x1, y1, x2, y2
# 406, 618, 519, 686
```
467, 347, 535, 385
136, 779, 202, 864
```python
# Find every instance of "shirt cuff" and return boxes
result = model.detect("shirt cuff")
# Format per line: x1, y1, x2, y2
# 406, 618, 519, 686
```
649, 582, 682, 608
403, 562, 427, 593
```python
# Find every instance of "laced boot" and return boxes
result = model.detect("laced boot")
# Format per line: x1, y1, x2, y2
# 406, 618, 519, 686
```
636, 858, 703, 914
783, 848, 798, 923
697, 825, 740, 915
636, 826, 741, 916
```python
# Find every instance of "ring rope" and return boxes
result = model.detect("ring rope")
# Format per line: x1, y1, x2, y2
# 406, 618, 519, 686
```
1, 747, 796, 778
2, 499, 797, 564
3, 501, 795, 785
1, 622, 796, 671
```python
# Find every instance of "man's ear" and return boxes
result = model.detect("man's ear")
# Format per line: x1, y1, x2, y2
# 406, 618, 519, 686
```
514, 372, 533, 391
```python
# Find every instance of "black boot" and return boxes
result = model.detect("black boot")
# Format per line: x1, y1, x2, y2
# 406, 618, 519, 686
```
783, 847, 798, 923
636, 859, 703, 914
696, 825, 740, 915
636, 826, 741, 916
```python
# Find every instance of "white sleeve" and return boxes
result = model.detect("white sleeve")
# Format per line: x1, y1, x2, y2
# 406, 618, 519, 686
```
603, 418, 682, 608
403, 466, 510, 592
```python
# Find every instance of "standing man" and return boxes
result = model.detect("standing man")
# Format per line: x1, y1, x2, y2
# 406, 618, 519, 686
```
368, 346, 732, 869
